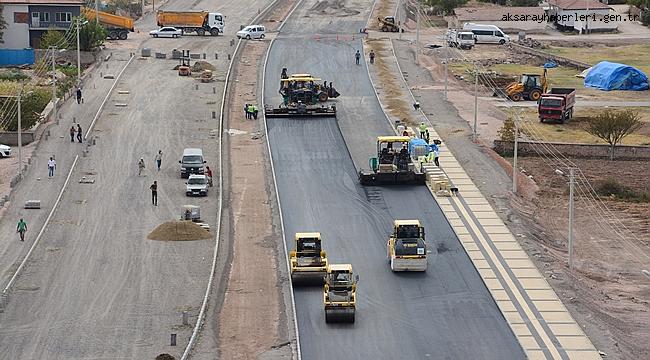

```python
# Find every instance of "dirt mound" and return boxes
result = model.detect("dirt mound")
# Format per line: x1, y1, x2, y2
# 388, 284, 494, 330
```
148, 221, 212, 241
191, 61, 216, 72
156, 354, 175, 360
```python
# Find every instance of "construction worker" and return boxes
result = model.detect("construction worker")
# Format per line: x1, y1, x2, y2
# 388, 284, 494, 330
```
252, 104, 259, 120
247, 104, 254, 119
427, 143, 440, 167
138, 158, 145, 176
355, 50, 361, 65
419, 122, 427, 139
16, 218, 27, 242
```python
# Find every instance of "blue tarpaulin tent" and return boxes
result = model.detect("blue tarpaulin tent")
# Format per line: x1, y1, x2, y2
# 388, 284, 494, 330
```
584, 61, 649, 91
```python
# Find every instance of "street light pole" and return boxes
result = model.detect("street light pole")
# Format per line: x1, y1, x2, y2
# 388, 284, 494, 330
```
51, 47, 57, 124
473, 69, 478, 141
444, 40, 448, 100
17, 89, 22, 178
568, 167, 575, 270
415, 0, 420, 64
512, 115, 518, 193
76, 19, 81, 83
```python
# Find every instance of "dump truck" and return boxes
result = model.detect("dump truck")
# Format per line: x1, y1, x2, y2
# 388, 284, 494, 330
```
323, 264, 358, 323
378, 16, 404, 32
156, 11, 225, 36
82, 7, 134, 40
265, 69, 338, 117
289, 232, 328, 285
446, 29, 475, 50
388, 220, 427, 272
358, 136, 427, 186
538, 88, 576, 124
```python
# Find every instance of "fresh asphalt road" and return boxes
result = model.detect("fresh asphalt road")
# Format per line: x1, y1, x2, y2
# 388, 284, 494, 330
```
0, 0, 270, 358
264, 0, 525, 359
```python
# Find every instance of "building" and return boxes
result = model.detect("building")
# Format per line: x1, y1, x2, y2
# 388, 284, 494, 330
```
547, 0, 616, 33
0, 0, 83, 49
448, 6, 548, 33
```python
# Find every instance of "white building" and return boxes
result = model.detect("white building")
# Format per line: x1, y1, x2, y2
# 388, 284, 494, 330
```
547, 0, 616, 33
0, 1, 30, 48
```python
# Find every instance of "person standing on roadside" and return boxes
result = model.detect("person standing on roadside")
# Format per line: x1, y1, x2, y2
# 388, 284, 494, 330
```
138, 158, 145, 176
76, 87, 82, 104
76, 124, 82, 143
150, 181, 158, 206
69, 126, 76, 142
419, 122, 427, 140
16, 218, 27, 242
355, 50, 361, 65
252, 104, 258, 120
155, 150, 162, 171
244, 103, 250, 119
206, 166, 213, 187
48, 157, 56, 178
369, 50, 375, 64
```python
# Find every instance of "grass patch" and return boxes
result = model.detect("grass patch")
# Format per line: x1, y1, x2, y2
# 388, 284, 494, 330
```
597, 179, 650, 203
545, 44, 650, 75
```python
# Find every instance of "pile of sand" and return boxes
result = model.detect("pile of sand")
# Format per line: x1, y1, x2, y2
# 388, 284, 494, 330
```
148, 221, 212, 241
156, 354, 175, 360
191, 61, 216, 72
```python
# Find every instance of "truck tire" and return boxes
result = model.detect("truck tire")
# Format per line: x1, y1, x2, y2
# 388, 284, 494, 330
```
210, 28, 219, 36
391, 27, 398, 32
108, 31, 117, 40
381, 26, 388, 32
510, 93, 522, 102
119, 31, 128, 40
529, 89, 542, 101
196, 28, 205, 36
567, 108, 573, 120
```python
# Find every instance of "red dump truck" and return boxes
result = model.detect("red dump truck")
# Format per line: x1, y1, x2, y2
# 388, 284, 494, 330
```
82, 7, 134, 40
538, 88, 576, 123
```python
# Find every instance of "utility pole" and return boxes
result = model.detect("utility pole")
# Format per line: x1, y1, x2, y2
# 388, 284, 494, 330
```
512, 115, 518, 193
397, 0, 402, 41
585, 1, 589, 35
95, 0, 99, 23
17, 88, 22, 178
444, 38, 448, 100
415, 0, 420, 64
142, 0, 145, 17
568, 167, 575, 270
51, 47, 57, 124
76, 18, 81, 83
473, 69, 478, 141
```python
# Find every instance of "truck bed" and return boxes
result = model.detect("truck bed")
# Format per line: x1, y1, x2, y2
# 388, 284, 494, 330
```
82, 7, 133, 30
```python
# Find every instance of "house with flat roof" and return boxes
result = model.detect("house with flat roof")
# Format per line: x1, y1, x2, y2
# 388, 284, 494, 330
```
0, 0, 83, 49
547, 0, 616, 33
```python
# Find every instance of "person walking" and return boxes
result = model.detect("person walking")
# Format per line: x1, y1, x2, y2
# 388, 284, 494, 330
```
76, 87, 82, 104
206, 166, 213, 187
355, 50, 361, 65
155, 150, 162, 171
138, 158, 145, 176
76, 124, 82, 143
69, 126, 76, 142
150, 181, 158, 206
16, 218, 27, 242
369, 50, 375, 64
47, 157, 56, 178
419, 122, 427, 140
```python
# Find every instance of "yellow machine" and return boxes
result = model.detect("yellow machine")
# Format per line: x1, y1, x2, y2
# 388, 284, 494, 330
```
323, 264, 358, 323
289, 233, 328, 284
358, 136, 426, 186
504, 68, 548, 101
265, 69, 339, 117
387, 220, 427, 272
378, 16, 404, 33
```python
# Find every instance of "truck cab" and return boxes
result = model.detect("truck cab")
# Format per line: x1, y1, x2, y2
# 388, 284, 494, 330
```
387, 220, 427, 272
538, 88, 576, 123
207, 12, 225, 34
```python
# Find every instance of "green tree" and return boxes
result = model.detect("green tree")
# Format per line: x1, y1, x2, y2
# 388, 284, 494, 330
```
585, 110, 643, 160
424, 0, 469, 16
0, 87, 51, 131
498, 115, 516, 142
77, 17, 106, 51
39, 27, 68, 49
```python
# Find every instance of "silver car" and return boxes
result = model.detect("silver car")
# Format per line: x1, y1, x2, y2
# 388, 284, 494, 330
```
186, 174, 208, 196
150, 27, 182, 38
0, 144, 11, 158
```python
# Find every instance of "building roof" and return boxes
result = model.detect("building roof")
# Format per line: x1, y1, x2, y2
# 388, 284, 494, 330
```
454, 6, 544, 21
0, 0, 84, 4
547, 0, 610, 10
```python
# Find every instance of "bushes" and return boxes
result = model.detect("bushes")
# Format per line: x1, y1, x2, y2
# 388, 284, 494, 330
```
0, 70, 30, 81
0, 83, 51, 131
597, 179, 650, 203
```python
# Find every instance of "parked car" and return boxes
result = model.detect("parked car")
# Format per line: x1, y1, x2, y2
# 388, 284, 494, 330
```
0, 144, 11, 158
462, 23, 510, 45
179, 148, 206, 178
149, 27, 182, 38
237, 25, 265, 39
186, 174, 209, 196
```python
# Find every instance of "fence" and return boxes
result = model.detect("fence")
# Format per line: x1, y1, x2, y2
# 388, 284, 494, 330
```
494, 140, 650, 160
0, 49, 35, 66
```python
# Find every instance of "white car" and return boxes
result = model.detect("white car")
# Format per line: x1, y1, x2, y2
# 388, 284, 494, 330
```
0, 144, 11, 158
186, 174, 209, 196
149, 27, 182, 38
237, 25, 265, 40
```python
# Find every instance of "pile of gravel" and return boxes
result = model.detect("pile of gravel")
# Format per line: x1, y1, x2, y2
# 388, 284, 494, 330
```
148, 221, 211, 241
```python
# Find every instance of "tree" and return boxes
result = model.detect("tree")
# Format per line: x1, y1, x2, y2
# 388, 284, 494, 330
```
585, 110, 643, 160
39, 27, 68, 49
509, 0, 540, 6
77, 17, 106, 51
424, 0, 468, 16
498, 115, 516, 142
0, 5, 7, 43
0, 86, 51, 131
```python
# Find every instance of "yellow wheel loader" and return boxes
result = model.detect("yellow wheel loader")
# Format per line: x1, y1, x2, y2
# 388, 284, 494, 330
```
324, 264, 358, 323
387, 220, 427, 272
503, 68, 548, 102
289, 232, 328, 285
358, 136, 427, 186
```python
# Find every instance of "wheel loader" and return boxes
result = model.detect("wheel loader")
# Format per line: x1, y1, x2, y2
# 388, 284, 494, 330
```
289, 232, 328, 285
378, 16, 404, 33
358, 136, 427, 186
323, 264, 358, 323
502, 68, 547, 101
265, 69, 338, 118
387, 220, 427, 272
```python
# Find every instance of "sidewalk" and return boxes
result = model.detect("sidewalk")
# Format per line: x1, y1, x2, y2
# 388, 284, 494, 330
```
0, 51, 132, 290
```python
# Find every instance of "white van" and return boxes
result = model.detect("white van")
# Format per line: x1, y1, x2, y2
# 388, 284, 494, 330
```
462, 23, 510, 45
237, 25, 266, 39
